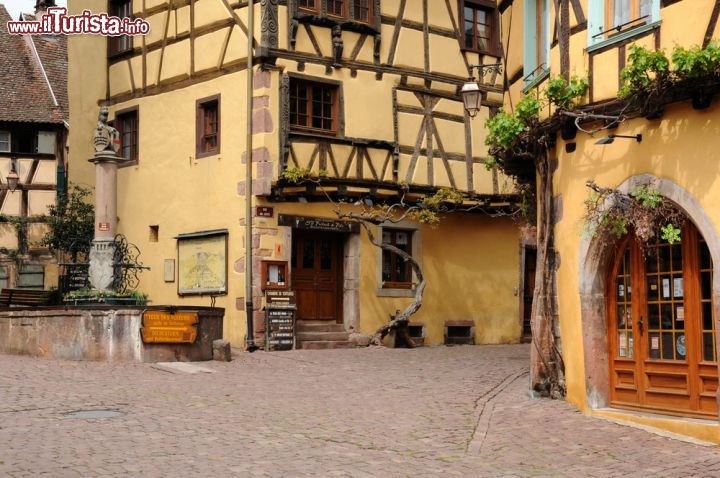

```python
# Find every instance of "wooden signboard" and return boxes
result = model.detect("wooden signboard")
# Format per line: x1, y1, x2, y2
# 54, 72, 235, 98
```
141, 310, 198, 343
265, 291, 296, 351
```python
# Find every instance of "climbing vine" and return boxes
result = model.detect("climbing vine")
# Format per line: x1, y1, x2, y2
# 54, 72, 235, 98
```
583, 181, 685, 245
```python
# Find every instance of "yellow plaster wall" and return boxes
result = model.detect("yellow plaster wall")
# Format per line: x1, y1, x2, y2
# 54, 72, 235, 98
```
67, 0, 109, 190
357, 214, 521, 345
553, 104, 720, 429
106, 71, 250, 345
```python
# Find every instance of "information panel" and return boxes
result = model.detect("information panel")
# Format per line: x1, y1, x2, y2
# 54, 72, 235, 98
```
265, 291, 296, 351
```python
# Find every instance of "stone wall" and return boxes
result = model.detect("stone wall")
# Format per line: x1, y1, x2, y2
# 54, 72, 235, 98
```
0, 306, 224, 362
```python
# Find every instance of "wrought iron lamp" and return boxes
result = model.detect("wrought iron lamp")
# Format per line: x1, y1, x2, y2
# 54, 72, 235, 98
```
6, 156, 19, 192
461, 63, 503, 118
595, 133, 642, 145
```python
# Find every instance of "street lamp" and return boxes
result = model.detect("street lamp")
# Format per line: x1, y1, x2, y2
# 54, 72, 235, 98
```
6, 156, 19, 192
595, 133, 642, 145
461, 63, 503, 118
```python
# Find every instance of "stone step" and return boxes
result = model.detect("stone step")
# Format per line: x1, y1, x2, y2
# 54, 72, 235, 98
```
295, 322, 346, 333
298, 340, 357, 350
296, 331, 350, 342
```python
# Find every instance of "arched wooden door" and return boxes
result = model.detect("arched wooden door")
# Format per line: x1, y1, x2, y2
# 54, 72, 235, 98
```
607, 223, 718, 418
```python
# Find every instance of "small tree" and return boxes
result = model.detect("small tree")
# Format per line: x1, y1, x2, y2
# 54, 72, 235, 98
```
42, 184, 94, 261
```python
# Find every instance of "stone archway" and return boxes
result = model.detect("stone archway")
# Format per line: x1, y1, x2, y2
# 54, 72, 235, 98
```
578, 174, 720, 413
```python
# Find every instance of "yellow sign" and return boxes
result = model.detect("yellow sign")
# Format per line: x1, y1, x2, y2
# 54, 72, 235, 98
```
141, 311, 198, 344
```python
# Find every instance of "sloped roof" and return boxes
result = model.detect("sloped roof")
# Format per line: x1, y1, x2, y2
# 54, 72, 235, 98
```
0, 5, 67, 124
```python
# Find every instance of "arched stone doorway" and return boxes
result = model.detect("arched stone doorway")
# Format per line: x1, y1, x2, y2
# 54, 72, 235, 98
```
579, 175, 720, 419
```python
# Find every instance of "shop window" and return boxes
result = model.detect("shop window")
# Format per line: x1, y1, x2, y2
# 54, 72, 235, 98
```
0, 266, 8, 290
289, 79, 338, 135
108, 0, 133, 56
196, 95, 220, 158
115, 107, 138, 166
463, 0, 498, 55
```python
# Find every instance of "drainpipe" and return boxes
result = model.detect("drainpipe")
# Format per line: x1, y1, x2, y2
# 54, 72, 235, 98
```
244, 0, 258, 352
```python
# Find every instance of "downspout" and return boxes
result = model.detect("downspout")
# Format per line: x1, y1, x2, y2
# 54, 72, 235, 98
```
244, 0, 258, 351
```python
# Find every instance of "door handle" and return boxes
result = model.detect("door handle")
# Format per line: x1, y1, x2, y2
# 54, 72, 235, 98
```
637, 317, 644, 336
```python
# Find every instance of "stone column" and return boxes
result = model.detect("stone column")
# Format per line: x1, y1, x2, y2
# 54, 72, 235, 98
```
87, 107, 121, 291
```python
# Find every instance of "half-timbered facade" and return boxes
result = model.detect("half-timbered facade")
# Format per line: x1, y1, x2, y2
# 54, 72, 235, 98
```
500, 0, 720, 442
68, 1, 525, 348
0, 4, 67, 291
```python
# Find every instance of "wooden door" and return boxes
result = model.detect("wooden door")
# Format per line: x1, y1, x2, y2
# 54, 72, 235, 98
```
291, 231, 343, 322
521, 246, 536, 343
608, 224, 718, 418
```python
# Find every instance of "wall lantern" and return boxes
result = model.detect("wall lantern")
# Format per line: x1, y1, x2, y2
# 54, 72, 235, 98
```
6, 156, 19, 193
595, 133, 642, 145
461, 63, 503, 118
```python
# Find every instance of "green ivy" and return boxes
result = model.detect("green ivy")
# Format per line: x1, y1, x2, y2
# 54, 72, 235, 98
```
485, 110, 526, 150
515, 92, 542, 125
671, 42, 720, 80
618, 44, 670, 98
546, 75, 589, 109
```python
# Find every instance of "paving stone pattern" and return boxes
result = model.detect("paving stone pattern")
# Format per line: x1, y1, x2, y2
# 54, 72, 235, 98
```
0, 344, 718, 477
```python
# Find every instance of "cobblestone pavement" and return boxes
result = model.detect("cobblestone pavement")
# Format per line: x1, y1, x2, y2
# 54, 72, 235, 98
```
0, 344, 718, 477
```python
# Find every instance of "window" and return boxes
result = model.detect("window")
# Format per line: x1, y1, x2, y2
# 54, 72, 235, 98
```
606, 0, 652, 32
289, 79, 338, 134
196, 95, 220, 157
382, 229, 413, 288
351, 0, 372, 23
0, 132, 9, 152
115, 107, 138, 166
328, 0, 344, 16
108, 0, 132, 56
462, 0, 497, 53
297, 0, 373, 23
523, 0, 549, 88
588, 0, 659, 48
17, 264, 44, 289
298, 0, 318, 12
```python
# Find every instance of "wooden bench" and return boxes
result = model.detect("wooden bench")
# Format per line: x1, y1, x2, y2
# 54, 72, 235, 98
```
0, 288, 51, 307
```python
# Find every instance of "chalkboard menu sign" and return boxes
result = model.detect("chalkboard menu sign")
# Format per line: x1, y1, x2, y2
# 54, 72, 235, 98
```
265, 291, 296, 351
60, 264, 90, 292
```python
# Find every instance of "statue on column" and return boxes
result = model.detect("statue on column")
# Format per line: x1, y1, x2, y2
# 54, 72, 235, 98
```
93, 106, 121, 155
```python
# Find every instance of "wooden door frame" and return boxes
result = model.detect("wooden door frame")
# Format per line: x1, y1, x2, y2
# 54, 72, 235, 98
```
578, 175, 720, 420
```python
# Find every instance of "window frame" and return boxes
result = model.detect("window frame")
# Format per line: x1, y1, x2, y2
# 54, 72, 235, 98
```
523, 0, 550, 90
108, 0, 133, 57
376, 223, 421, 297
0, 131, 9, 152
289, 78, 340, 136
461, 0, 499, 55
295, 0, 376, 25
114, 106, 139, 167
196, 95, 221, 158
588, 0, 660, 50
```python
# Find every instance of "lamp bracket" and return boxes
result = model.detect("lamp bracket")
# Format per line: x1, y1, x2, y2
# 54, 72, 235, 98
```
468, 63, 503, 80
